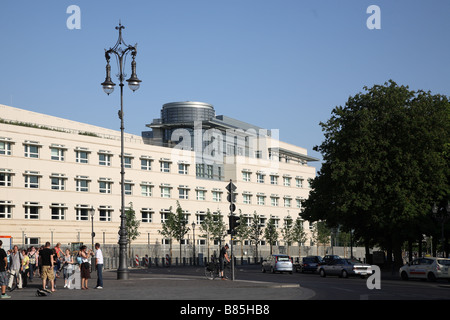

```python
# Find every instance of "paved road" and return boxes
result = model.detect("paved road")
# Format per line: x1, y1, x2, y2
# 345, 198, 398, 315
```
6, 264, 450, 302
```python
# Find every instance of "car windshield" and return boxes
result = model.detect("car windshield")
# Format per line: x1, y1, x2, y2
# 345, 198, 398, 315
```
304, 258, 316, 263
437, 259, 450, 266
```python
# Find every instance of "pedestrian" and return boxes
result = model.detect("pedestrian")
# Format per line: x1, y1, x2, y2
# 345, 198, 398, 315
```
21, 249, 29, 288
219, 244, 230, 280
0, 240, 11, 299
79, 245, 92, 290
54, 242, 63, 278
27, 246, 38, 282
62, 249, 74, 288
39, 242, 55, 292
94, 243, 103, 289
8, 245, 23, 289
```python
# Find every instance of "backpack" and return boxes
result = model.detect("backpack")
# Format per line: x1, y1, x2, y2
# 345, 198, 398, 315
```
36, 288, 52, 297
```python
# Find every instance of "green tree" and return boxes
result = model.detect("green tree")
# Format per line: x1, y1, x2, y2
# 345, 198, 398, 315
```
248, 211, 263, 261
302, 80, 450, 267
264, 218, 278, 255
292, 217, 308, 258
125, 202, 140, 257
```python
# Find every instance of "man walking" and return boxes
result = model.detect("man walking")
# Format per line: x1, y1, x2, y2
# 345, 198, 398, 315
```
94, 243, 103, 289
0, 240, 10, 299
8, 245, 22, 289
39, 242, 55, 292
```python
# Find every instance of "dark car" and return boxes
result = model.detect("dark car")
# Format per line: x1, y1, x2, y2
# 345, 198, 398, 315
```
323, 255, 340, 264
298, 256, 324, 273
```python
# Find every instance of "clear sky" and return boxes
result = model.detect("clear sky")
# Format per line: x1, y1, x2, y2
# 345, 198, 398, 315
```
1, 1, 450, 171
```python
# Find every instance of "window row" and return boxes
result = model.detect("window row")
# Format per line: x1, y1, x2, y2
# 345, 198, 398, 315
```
0, 201, 302, 227
0, 138, 190, 174
1, 171, 303, 207
242, 170, 309, 188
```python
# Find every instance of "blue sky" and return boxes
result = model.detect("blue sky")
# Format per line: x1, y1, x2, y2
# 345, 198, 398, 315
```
1, 1, 450, 171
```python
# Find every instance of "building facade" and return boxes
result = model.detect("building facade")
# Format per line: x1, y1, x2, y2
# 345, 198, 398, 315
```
0, 102, 319, 258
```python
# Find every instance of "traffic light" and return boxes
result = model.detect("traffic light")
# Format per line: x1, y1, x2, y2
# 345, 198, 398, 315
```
228, 215, 241, 235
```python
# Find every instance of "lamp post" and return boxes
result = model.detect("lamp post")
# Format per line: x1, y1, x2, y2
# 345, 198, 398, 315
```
90, 206, 95, 271
90, 206, 95, 250
192, 222, 196, 265
101, 23, 141, 280
432, 201, 450, 258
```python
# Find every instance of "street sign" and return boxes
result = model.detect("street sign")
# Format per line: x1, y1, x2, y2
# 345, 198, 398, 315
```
225, 181, 236, 192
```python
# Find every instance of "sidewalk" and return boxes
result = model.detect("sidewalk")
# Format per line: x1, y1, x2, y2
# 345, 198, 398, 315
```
6, 266, 314, 301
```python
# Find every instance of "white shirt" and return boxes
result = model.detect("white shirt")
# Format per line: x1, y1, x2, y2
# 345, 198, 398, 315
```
95, 248, 104, 264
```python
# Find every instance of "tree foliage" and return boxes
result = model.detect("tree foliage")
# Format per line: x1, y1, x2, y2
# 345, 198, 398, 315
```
301, 80, 450, 265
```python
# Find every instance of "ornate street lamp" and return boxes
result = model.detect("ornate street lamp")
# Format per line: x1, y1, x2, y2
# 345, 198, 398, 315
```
101, 23, 141, 280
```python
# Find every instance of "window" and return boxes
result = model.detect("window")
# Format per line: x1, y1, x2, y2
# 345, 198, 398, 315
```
257, 173, 265, 184
0, 139, 12, 155
141, 183, 153, 197
24, 171, 40, 189
141, 208, 153, 223
196, 164, 205, 177
99, 206, 113, 222
178, 163, 188, 175
296, 178, 303, 188
50, 203, 66, 220
76, 149, 89, 163
124, 156, 132, 169
206, 165, 213, 179
99, 179, 112, 194
242, 171, 251, 182
0, 201, 13, 219
270, 175, 278, 185
160, 209, 171, 223
50, 174, 66, 190
75, 176, 90, 192
178, 187, 189, 200
160, 161, 170, 173
196, 189, 206, 201
50, 145, 65, 161
257, 195, 265, 206
212, 191, 222, 202
24, 202, 40, 219
284, 197, 291, 207
99, 153, 112, 166
0, 170, 13, 187
283, 177, 291, 187
296, 199, 302, 209
124, 182, 133, 195
160, 186, 171, 198
24, 143, 40, 158
270, 196, 279, 207
141, 158, 152, 170
243, 194, 252, 204
76, 205, 90, 221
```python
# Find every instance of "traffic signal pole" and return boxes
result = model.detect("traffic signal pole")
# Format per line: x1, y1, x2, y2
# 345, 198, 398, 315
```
226, 179, 237, 281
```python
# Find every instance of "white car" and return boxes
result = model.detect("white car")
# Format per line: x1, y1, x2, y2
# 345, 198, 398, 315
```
399, 257, 450, 282
261, 254, 293, 274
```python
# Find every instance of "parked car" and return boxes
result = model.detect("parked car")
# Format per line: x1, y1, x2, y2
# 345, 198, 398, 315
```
323, 255, 341, 264
261, 254, 293, 274
318, 258, 372, 278
399, 257, 450, 282
296, 256, 324, 273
